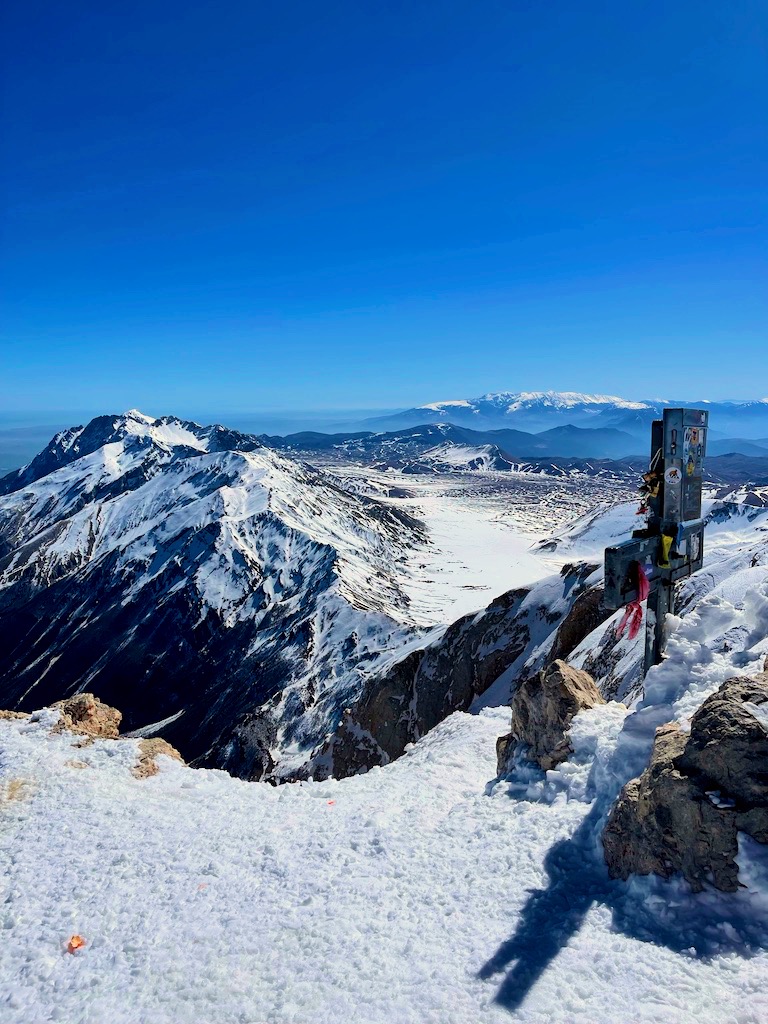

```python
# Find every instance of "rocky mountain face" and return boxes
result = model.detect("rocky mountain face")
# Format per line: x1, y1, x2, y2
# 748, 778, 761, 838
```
300, 562, 610, 780
0, 411, 429, 779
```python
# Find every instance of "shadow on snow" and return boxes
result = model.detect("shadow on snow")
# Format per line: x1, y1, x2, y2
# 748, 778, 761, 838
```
478, 786, 768, 1014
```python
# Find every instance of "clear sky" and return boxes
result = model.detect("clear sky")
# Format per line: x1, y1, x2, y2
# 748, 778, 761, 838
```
1, 0, 766, 416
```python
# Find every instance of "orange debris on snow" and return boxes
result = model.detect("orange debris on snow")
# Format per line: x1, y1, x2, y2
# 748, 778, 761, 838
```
66, 935, 86, 953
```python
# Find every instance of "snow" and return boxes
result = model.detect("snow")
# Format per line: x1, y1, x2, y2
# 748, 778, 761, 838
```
120, 411, 207, 451
3, 690, 767, 1024
393, 484, 551, 623
498, 391, 649, 412
744, 702, 768, 731
419, 400, 474, 411
416, 392, 651, 416
3, 420, 768, 1021
418, 443, 509, 470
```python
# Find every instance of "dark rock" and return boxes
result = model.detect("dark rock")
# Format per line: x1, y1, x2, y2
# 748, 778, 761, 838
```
548, 583, 610, 664
603, 723, 741, 892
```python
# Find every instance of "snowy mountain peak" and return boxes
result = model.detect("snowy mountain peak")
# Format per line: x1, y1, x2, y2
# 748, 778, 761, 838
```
496, 391, 650, 412
418, 391, 650, 414
0, 412, 432, 779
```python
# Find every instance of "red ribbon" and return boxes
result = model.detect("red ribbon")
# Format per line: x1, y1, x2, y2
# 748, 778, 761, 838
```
616, 562, 649, 641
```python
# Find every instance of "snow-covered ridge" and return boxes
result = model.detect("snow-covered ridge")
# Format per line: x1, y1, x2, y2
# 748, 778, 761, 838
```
418, 391, 651, 413
0, 411, 435, 777
484, 391, 650, 411
368, 391, 768, 439
419, 399, 474, 411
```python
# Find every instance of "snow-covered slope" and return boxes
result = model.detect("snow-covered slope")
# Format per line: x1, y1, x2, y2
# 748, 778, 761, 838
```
3, 662, 767, 1024
0, 411, 430, 778
405, 442, 516, 473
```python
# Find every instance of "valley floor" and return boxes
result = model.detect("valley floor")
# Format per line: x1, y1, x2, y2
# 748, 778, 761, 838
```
324, 466, 632, 624
2, 706, 766, 1024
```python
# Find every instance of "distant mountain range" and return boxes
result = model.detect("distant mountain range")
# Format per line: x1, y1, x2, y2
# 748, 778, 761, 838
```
264, 419, 768, 466
264, 422, 643, 462
362, 391, 768, 442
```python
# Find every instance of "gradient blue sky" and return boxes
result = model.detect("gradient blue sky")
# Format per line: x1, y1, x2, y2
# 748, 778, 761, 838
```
1, 0, 766, 416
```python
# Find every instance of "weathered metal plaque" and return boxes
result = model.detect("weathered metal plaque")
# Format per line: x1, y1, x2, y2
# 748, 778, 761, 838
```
603, 519, 705, 610
662, 408, 708, 523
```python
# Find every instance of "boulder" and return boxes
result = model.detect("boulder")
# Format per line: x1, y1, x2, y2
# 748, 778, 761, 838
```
52, 693, 122, 740
499, 659, 605, 773
603, 673, 768, 893
677, 673, 768, 806
603, 723, 741, 892
133, 737, 185, 778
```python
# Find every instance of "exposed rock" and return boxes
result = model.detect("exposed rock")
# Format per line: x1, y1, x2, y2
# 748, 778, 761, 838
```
603, 723, 741, 892
499, 659, 605, 772
677, 673, 768, 806
603, 674, 768, 893
295, 586, 533, 780
548, 581, 610, 664
301, 563, 601, 781
133, 737, 185, 778
495, 732, 516, 777
0, 710, 30, 721
52, 693, 122, 740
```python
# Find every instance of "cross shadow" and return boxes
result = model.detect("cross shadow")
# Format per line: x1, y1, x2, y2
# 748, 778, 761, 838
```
477, 802, 607, 1011
479, 776, 768, 1014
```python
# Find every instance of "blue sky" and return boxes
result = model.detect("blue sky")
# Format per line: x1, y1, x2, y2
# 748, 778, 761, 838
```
1, 0, 766, 415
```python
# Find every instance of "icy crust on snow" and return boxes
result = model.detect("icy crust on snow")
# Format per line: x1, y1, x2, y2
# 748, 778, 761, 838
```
2, 703, 768, 1024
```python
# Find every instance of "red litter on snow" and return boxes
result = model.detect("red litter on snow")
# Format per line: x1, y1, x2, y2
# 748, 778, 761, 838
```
327, 800, 336, 805
67, 935, 86, 954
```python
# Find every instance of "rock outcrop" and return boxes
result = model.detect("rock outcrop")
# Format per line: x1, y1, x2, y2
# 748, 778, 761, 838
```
1, 694, 186, 780
52, 693, 122, 740
547, 582, 609, 665
497, 659, 605, 773
603, 673, 768, 892
133, 737, 185, 778
677, 675, 768, 807
0, 710, 29, 721
299, 563, 602, 781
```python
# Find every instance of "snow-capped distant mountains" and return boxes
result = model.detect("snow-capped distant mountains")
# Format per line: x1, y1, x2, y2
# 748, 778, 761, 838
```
0, 411, 428, 779
364, 391, 768, 439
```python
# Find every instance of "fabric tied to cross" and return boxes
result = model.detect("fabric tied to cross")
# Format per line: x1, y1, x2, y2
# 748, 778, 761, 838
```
615, 560, 650, 641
